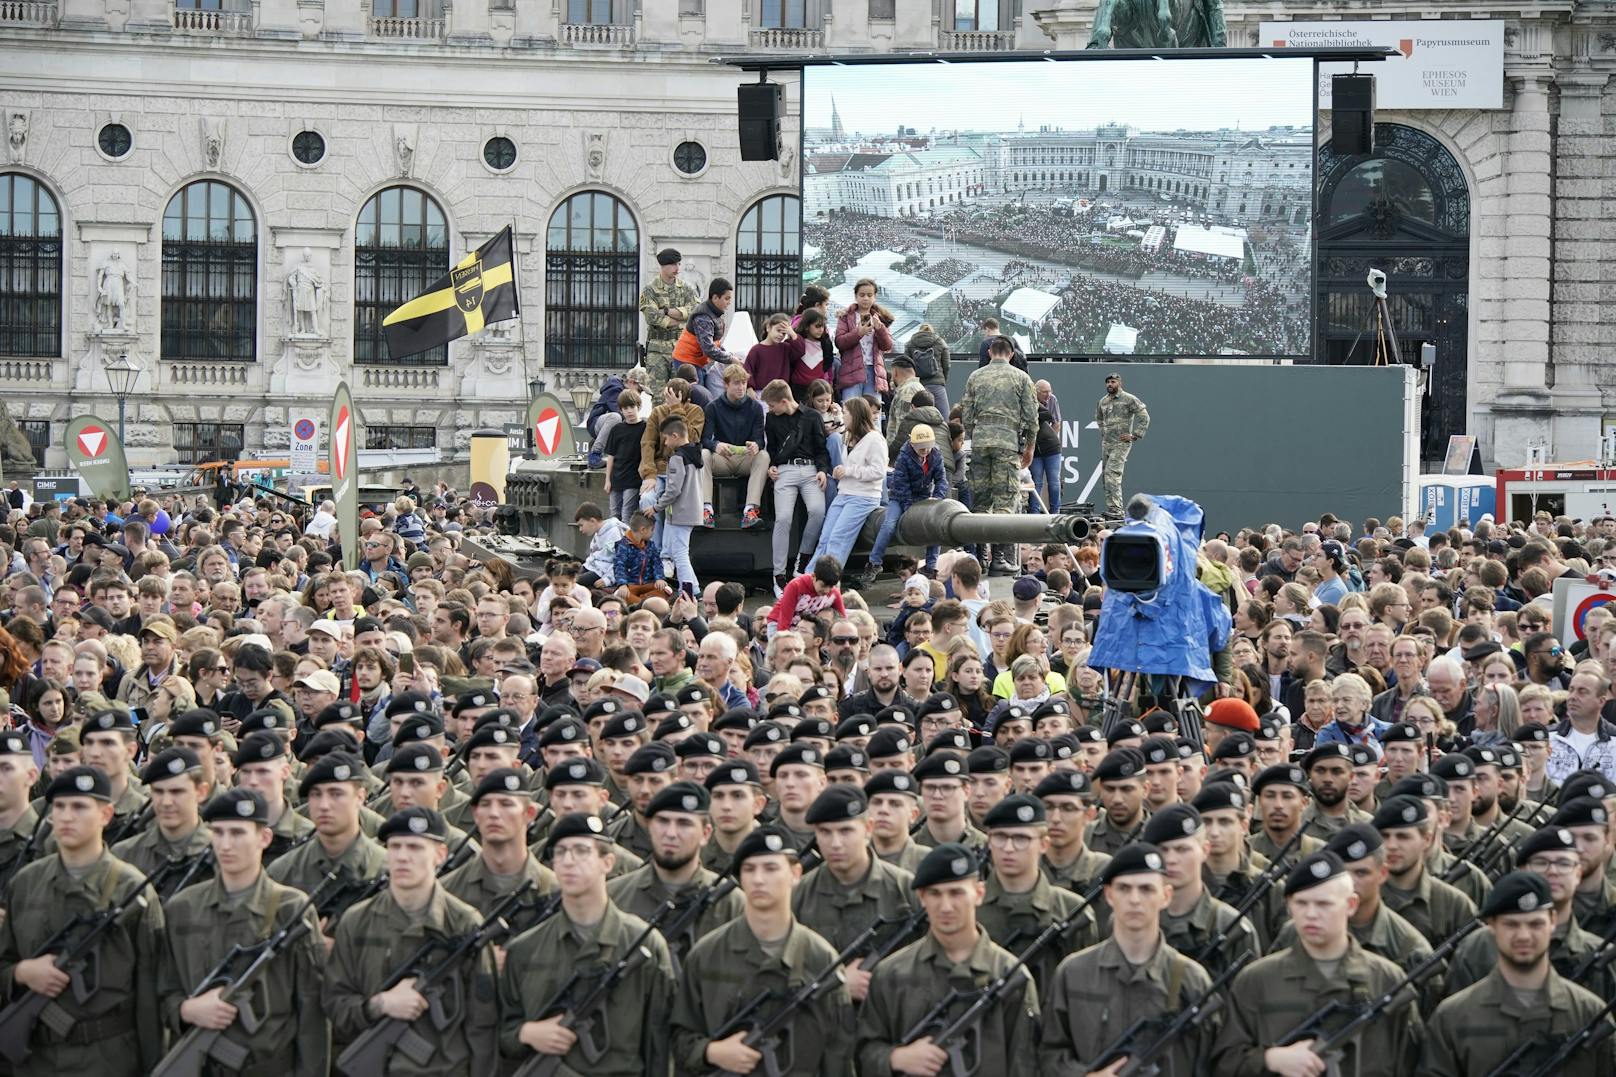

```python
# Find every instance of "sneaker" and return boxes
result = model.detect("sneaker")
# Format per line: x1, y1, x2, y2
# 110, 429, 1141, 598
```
741, 505, 763, 529
854, 564, 881, 589
702, 504, 715, 529
773, 573, 788, 598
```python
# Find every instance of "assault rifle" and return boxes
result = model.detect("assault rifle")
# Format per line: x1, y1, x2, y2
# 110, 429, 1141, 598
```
899, 881, 1104, 1077
1091, 950, 1254, 1077
435, 831, 478, 878
0, 815, 50, 903
0, 857, 170, 1064
155, 848, 216, 904
1444, 799, 1532, 883
1277, 918, 1481, 1068
315, 870, 389, 930
712, 907, 926, 1077
336, 881, 536, 1074
104, 802, 153, 846
1482, 992, 1616, 1077
1194, 828, 1303, 965
510, 899, 678, 1077
1568, 915, 1616, 987
151, 870, 342, 1077
660, 839, 823, 956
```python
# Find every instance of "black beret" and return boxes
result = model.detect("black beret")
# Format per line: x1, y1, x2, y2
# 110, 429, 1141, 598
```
1141, 804, 1202, 845
646, 780, 710, 817
916, 693, 960, 718
313, 701, 363, 729
469, 768, 530, 804
967, 746, 1010, 775
644, 693, 680, 719
298, 751, 366, 799
805, 784, 868, 825
835, 715, 877, 740
875, 704, 915, 728
675, 683, 714, 707
1139, 736, 1176, 767
1516, 825, 1579, 864
203, 787, 269, 826
535, 703, 581, 730
1192, 782, 1250, 815
1105, 719, 1146, 745
0, 732, 28, 757
992, 704, 1032, 730
1463, 745, 1503, 769
1033, 699, 1072, 721
1049, 735, 1080, 762
789, 718, 836, 743
624, 742, 677, 776
1143, 712, 1181, 736
1380, 721, 1423, 744
1211, 732, 1256, 761
298, 728, 359, 763
1513, 722, 1551, 745
464, 725, 519, 753
473, 709, 523, 733
799, 684, 836, 707
169, 709, 223, 741
1347, 744, 1379, 769
1009, 738, 1051, 763
451, 689, 499, 715
656, 247, 681, 266
1559, 772, 1613, 805
865, 770, 920, 798
1324, 823, 1383, 864
378, 806, 448, 844
912, 842, 979, 890
731, 825, 798, 874
654, 714, 695, 740
539, 717, 589, 748
674, 732, 726, 759
1496, 748, 1523, 770
1100, 842, 1167, 884
141, 747, 202, 786
867, 729, 913, 760
583, 698, 625, 722
743, 722, 787, 750
913, 751, 967, 783
544, 811, 612, 856
984, 794, 1045, 830
1035, 770, 1092, 799
601, 711, 648, 740
1390, 774, 1448, 801
46, 765, 112, 803
770, 743, 823, 775
233, 731, 286, 768
713, 708, 761, 733
83, 709, 134, 734
1302, 743, 1353, 769
704, 760, 762, 789
766, 701, 804, 723
1256, 718, 1283, 741
1551, 796, 1610, 830
1072, 726, 1106, 744
1203, 768, 1251, 791
1480, 870, 1553, 919
926, 731, 973, 755
1173, 737, 1200, 761
1372, 794, 1430, 831
1252, 764, 1310, 795
825, 746, 869, 773
1094, 748, 1147, 783
1285, 850, 1347, 896
388, 742, 446, 775
395, 713, 448, 745
1430, 754, 1475, 782
386, 692, 437, 719
545, 757, 607, 790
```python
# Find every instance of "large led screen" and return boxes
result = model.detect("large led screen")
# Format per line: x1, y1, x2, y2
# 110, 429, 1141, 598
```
800, 56, 1316, 359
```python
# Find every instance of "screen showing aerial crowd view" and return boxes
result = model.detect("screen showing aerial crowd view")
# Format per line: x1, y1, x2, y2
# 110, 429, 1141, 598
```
800, 57, 1316, 359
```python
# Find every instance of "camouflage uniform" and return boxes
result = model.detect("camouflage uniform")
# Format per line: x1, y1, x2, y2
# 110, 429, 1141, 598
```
790, 856, 918, 953
976, 871, 1100, 998
1421, 966, 1616, 1077
607, 862, 744, 963
961, 360, 1038, 516
639, 275, 699, 403
1095, 386, 1150, 517
159, 868, 328, 1077
439, 850, 556, 917
0, 850, 167, 1076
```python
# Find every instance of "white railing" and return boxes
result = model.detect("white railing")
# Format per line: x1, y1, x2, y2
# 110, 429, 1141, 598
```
165, 361, 253, 388
361, 365, 440, 390
0, 359, 55, 384
173, 7, 253, 33
940, 29, 1014, 51
749, 26, 822, 48
0, 0, 57, 25
561, 21, 633, 45
370, 14, 444, 38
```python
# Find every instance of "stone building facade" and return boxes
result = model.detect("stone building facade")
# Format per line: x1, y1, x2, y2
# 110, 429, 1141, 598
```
0, 0, 1611, 470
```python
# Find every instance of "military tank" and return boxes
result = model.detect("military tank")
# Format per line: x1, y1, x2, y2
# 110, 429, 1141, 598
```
498, 456, 1103, 581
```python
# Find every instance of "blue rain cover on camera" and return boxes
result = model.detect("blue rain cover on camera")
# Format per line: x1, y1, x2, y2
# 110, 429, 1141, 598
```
1087, 494, 1232, 682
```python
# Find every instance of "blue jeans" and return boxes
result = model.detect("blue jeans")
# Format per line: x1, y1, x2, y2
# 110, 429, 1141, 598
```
813, 493, 880, 570
923, 383, 950, 419
824, 432, 845, 504
649, 476, 670, 569
609, 487, 638, 523
869, 498, 938, 569
696, 362, 726, 400
1030, 453, 1063, 513
663, 522, 696, 591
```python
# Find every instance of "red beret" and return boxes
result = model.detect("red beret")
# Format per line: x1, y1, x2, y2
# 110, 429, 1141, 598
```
1205, 698, 1261, 733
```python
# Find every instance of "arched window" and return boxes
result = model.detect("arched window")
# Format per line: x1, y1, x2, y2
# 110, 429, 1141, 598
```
354, 186, 449, 365
545, 191, 638, 369
161, 180, 256, 361
735, 194, 801, 336
0, 174, 61, 358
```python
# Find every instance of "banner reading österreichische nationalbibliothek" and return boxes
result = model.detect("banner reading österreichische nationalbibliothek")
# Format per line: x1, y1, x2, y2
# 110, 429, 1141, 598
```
1263, 20, 1503, 110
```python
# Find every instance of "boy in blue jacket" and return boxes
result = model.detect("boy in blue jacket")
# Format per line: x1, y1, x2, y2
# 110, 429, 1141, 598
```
858, 423, 948, 587
612, 511, 667, 603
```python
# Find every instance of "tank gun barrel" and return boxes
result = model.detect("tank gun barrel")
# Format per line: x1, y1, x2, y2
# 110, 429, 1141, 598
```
894, 499, 1100, 547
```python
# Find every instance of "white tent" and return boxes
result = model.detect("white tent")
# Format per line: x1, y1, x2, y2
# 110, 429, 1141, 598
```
1000, 286, 1061, 328
1103, 324, 1139, 355
1140, 225, 1167, 253
1172, 224, 1245, 261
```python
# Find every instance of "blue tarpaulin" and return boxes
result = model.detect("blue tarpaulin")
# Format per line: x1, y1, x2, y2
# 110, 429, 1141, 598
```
1087, 493, 1232, 683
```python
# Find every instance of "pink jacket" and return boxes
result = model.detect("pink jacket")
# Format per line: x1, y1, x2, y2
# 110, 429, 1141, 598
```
833, 309, 893, 395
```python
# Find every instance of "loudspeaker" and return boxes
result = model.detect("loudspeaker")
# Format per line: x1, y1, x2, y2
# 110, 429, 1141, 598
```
738, 81, 783, 161
1332, 74, 1375, 155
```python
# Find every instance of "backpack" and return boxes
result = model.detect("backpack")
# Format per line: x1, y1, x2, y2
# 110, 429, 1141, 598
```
908, 343, 940, 382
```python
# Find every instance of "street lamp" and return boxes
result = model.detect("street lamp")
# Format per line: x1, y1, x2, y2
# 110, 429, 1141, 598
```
568, 382, 594, 423
103, 351, 139, 442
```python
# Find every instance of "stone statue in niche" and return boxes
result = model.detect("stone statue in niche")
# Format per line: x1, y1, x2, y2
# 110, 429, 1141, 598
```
6, 112, 26, 165
396, 129, 415, 176
201, 116, 225, 170
286, 247, 325, 336
95, 251, 134, 332
586, 133, 606, 179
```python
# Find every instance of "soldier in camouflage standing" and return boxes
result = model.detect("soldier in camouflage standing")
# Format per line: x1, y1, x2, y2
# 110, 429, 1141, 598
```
638, 248, 697, 405
960, 335, 1038, 576
1095, 372, 1150, 517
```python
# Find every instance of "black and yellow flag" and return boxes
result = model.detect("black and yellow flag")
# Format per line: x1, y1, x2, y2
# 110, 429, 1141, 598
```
383, 226, 519, 360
